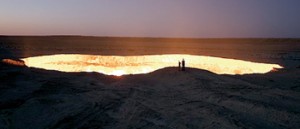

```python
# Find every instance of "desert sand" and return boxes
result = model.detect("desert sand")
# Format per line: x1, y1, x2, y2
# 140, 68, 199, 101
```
0, 63, 299, 129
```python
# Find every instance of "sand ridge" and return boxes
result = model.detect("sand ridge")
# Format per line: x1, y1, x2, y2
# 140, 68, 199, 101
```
0, 64, 299, 129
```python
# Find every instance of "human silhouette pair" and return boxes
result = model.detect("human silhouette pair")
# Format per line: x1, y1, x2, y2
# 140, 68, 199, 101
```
178, 59, 185, 71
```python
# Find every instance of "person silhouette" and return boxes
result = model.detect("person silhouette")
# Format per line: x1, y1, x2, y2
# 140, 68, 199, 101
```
178, 61, 181, 71
182, 59, 185, 71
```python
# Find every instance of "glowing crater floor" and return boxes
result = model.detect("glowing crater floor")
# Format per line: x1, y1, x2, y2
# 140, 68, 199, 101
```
21, 54, 282, 76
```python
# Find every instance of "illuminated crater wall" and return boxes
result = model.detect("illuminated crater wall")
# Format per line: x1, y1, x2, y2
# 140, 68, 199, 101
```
21, 54, 282, 76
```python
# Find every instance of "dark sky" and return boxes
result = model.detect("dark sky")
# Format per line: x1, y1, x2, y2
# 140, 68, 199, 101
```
1, 0, 300, 38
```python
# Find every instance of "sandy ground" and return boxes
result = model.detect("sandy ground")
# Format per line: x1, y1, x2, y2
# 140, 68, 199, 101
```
0, 37, 300, 129
0, 63, 299, 129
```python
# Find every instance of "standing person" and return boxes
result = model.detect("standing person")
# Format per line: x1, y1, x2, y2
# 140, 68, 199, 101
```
182, 59, 185, 71
178, 61, 181, 71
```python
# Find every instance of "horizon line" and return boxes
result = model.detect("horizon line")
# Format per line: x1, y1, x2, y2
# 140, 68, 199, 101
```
0, 34, 300, 39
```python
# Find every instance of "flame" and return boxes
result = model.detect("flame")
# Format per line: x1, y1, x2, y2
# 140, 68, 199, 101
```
21, 54, 282, 76
112, 70, 126, 76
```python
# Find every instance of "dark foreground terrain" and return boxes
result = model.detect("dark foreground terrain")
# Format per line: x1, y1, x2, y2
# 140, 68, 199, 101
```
0, 36, 300, 129
0, 63, 299, 129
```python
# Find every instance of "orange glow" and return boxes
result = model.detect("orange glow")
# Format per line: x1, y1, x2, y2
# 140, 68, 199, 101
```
21, 54, 282, 76
111, 70, 126, 76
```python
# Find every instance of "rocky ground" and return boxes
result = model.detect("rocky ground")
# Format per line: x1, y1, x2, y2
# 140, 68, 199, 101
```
0, 63, 299, 129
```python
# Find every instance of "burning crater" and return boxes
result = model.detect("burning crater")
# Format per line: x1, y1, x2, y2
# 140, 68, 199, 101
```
18, 54, 282, 76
